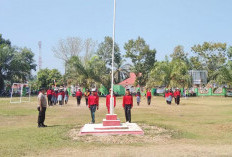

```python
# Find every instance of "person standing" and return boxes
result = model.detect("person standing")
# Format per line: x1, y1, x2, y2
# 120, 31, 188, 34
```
174, 88, 181, 105
53, 89, 58, 105
64, 89, 69, 104
76, 88, 82, 106
146, 89, 152, 105
37, 88, 47, 128
88, 89, 99, 124
136, 91, 141, 106
58, 88, 64, 106
84, 89, 90, 106
123, 89, 133, 123
46, 87, 53, 106
106, 88, 116, 114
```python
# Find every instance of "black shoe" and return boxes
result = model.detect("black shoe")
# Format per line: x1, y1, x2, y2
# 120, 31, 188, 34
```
42, 124, 47, 127
38, 124, 44, 128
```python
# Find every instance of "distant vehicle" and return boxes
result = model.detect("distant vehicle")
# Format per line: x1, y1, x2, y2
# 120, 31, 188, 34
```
225, 89, 232, 97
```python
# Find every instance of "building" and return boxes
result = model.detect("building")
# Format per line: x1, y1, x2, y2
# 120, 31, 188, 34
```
117, 73, 139, 93
189, 70, 208, 86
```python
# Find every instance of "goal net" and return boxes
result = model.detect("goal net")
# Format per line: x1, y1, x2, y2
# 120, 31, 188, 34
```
10, 83, 31, 103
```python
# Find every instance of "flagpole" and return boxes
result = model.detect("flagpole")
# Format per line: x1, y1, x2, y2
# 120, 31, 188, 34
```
110, 0, 116, 115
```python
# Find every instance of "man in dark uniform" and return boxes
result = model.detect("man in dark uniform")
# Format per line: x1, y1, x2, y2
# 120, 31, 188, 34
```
123, 89, 133, 123
37, 87, 47, 128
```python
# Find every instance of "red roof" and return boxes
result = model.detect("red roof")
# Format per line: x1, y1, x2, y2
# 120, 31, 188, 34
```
118, 73, 136, 86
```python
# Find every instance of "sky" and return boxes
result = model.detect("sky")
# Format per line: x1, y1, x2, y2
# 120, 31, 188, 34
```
0, 0, 232, 74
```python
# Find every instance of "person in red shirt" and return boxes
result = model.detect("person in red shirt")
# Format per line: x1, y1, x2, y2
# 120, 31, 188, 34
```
146, 89, 152, 105
123, 89, 133, 123
53, 89, 58, 105
75, 88, 82, 106
165, 89, 173, 105
46, 88, 53, 106
106, 88, 116, 114
88, 89, 99, 124
174, 88, 181, 105
58, 88, 64, 105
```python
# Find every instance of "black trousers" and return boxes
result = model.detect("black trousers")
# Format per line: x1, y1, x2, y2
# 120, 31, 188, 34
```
147, 96, 151, 105
47, 95, 52, 105
37, 107, 46, 125
90, 105, 97, 123
77, 97, 81, 105
85, 98, 88, 106
124, 104, 132, 122
175, 96, 180, 105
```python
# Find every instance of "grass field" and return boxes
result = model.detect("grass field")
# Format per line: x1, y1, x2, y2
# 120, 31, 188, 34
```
1, 96, 232, 156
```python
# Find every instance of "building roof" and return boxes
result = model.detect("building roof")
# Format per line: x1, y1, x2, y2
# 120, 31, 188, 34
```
118, 73, 136, 86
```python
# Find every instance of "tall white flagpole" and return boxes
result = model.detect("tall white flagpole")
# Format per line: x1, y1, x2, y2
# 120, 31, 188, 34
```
110, 0, 116, 115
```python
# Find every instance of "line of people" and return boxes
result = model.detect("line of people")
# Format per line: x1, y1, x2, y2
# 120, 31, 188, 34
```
46, 87, 69, 106
165, 88, 181, 105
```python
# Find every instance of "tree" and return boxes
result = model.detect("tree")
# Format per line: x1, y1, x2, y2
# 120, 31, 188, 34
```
66, 55, 111, 89
170, 45, 188, 62
113, 59, 131, 84
124, 36, 156, 86
0, 44, 36, 90
191, 42, 227, 82
147, 59, 171, 87
96, 36, 121, 67
37, 68, 63, 89
147, 56, 191, 88
0, 34, 11, 46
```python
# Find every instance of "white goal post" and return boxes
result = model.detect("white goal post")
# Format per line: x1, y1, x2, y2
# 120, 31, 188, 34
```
10, 83, 31, 103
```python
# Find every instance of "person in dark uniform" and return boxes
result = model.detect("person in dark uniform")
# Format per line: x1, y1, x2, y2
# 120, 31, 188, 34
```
75, 88, 82, 106
146, 89, 152, 105
37, 87, 47, 128
123, 89, 133, 123
88, 89, 99, 124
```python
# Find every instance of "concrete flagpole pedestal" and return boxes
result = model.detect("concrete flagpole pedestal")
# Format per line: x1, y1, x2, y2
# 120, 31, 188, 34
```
79, 114, 144, 135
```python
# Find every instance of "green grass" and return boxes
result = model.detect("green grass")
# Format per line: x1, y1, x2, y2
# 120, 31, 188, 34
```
1, 96, 232, 156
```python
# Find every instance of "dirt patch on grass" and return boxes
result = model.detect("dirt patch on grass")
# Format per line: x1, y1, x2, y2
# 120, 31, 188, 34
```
68, 124, 173, 144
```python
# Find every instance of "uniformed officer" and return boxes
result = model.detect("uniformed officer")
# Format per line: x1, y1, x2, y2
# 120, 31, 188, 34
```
37, 87, 48, 128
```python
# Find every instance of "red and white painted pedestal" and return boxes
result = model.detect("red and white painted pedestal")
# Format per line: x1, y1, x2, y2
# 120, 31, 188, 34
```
79, 114, 144, 135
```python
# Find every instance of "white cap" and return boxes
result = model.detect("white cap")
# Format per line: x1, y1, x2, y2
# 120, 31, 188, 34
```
92, 88, 96, 92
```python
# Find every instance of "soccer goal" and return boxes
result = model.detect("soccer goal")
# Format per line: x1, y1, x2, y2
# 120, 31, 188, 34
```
10, 83, 31, 103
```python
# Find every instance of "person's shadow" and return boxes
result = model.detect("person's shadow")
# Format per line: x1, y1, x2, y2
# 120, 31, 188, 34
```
46, 125, 62, 128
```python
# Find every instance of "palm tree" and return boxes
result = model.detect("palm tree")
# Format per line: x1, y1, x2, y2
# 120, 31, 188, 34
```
113, 60, 131, 84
